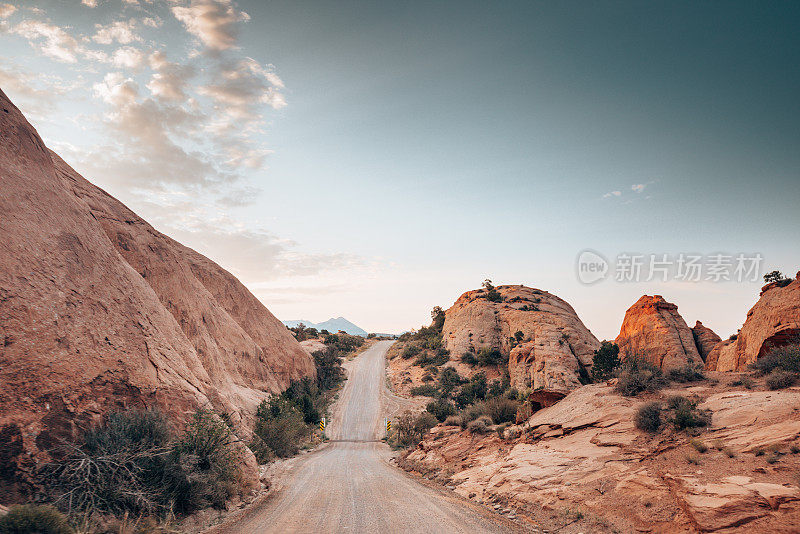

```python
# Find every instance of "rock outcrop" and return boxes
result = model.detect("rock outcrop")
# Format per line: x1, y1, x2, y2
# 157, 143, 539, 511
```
692, 321, 722, 362
615, 295, 701, 370
0, 88, 315, 498
401, 383, 800, 532
706, 273, 800, 372
441, 285, 599, 393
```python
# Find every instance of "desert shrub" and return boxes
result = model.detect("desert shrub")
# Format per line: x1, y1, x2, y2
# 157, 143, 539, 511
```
459, 403, 490, 428
313, 347, 346, 391
0, 505, 73, 534
476, 347, 507, 367
437, 366, 465, 395
483, 397, 520, 424
401, 344, 421, 360
615, 358, 667, 396
730, 376, 754, 389
668, 364, 705, 383
487, 378, 511, 399
763, 270, 791, 284
454, 373, 488, 408
426, 398, 457, 422
443, 415, 463, 427
253, 397, 309, 459
635, 402, 662, 433
413, 412, 438, 437
467, 416, 493, 434
43, 409, 241, 517
791, 444, 800, 454
690, 439, 708, 453
461, 352, 479, 366
686, 453, 701, 465
722, 446, 736, 458
766, 452, 781, 464
750, 342, 800, 375
410, 384, 439, 397
754, 448, 765, 456
514, 331, 525, 342
766, 369, 797, 390
431, 306, 446, 332
669, 396, 711, 430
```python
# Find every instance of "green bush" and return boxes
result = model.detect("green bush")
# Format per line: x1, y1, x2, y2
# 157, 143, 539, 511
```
413, 412, 438, 436
253, 397, 309, 459
482, 397, 520, 424
437, 367, 465, 395
669, 396, 712, 430
635, 402, 662, 433
401, 344, 421, 360
313, 347, 346, 391
410, 384, 439, 397
426, 398, 457, 421
461, 352, 479, 366
615, 358, 667, 396
0, 505, 73, 534
766, 369, 797, 390
750, 342, 800, 375
454, 373, 488, 408
458, 403, 490, 428
668, 364, 706, 383
476, 347, 507, 367
467, 416, 493, 434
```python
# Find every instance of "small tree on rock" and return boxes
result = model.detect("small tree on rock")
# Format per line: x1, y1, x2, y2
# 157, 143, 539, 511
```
592, 341, 621, 381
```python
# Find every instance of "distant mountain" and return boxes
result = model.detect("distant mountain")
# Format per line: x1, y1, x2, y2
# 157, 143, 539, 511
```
283, 317, 368, 337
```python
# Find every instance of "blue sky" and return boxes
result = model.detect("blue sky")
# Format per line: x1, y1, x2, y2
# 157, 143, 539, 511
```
1, 1, 798, 338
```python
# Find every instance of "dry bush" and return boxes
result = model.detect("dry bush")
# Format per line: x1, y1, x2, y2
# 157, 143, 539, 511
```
467, 416, 493, 434
0, 505, 74, 534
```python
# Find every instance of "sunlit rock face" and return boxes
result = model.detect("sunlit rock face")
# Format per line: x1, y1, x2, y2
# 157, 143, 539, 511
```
0, 88, 315, 497
614, 295, 701, 371
441, 285, 599, 394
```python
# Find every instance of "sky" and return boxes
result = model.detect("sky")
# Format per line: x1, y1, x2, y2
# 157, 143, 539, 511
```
1, 1, 798, 339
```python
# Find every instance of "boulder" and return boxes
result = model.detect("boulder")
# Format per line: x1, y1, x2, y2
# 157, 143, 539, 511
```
615, 295, 701, 370
706, 273, 800, 371
0, 88, 315, 497
692, 321, 722, 362
441, 285, 599, 393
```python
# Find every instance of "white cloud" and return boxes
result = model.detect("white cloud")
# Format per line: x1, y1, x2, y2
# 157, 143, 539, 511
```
111, 46, 145, 69
146, 50, 195, 101
631, 183, 646, 193
602, 190, 622, 199
13, 20, 82, 62
81, 0, 99, 7
0, 3, 16, 19
93, 20, 140, 45
171, 0, 249, 52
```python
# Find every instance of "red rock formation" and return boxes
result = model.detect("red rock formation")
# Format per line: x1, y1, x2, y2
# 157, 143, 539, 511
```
0, 88, 315, 497
615, 295, 701, 370
691, 321, 722, 362
441, 285, 599, 393
706, 272, 800, 372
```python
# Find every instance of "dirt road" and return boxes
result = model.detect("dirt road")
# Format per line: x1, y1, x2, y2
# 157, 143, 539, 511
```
224, 340, 523, 533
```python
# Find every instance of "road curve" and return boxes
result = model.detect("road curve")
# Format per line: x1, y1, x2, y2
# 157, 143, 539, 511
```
224, 340, 524, 534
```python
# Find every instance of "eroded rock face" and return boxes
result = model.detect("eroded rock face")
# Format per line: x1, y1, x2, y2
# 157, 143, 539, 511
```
692, 321, 722, 362
0, 89, 315, 494
615, 295, 701, 370
706, 274, 800, 372
441, 285, 599, 393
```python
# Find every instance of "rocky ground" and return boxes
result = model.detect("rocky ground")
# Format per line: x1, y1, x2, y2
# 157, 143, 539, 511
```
397, 376, 800, 533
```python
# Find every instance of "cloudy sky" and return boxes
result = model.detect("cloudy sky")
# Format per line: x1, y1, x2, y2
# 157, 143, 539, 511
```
1, 1, 798, 338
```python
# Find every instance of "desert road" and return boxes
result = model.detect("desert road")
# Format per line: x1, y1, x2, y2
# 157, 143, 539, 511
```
224, 340, 525, 533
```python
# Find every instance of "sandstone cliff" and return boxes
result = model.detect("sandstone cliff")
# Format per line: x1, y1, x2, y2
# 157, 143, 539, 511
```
691, 321, 721, 362
441, 285, 599, 393
0, 88, 315, 497
706, 273, 800, 372
615, 295, 702, 370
